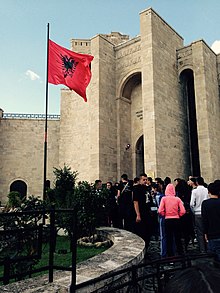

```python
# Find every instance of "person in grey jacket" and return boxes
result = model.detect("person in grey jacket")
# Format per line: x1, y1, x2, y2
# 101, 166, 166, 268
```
190, 176, 209, 252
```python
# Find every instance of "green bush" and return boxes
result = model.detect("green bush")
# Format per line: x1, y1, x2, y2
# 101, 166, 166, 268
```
5, 191, 22, 211
0, 167, 109, 282
46, 165, 109, 238
73, 181, 108, 238
46, 165, 77, 208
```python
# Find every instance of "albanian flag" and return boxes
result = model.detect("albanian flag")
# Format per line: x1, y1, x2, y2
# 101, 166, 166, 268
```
48, 39, 94, 102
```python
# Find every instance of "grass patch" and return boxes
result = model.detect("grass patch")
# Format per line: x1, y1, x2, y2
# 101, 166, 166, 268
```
0, 235, 109, 283
35, 235, 107, 269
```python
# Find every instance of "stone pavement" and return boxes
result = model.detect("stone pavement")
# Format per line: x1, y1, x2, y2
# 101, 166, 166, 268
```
141, 238, 215, 292
146, 237, 201, 262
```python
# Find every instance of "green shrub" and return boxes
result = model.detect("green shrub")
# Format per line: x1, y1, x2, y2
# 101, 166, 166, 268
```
46, 165, 109, 238
5, 191, 22, 211
73, 181, 109, 238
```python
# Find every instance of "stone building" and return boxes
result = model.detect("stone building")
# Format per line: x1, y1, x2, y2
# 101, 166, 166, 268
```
1, 7, 220, 203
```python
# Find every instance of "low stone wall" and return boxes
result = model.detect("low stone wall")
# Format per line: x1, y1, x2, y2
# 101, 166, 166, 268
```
1, 227, 145, 292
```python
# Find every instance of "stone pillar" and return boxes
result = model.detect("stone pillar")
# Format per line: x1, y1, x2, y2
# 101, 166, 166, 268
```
59, 35, 118, 183
140, 8, 184, 179
89, 35, 117, 182
192, 41, 220, 182
139, 9, 155, 176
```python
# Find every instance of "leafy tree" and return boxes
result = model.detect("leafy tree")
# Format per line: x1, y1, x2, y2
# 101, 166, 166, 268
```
74, 181, 109, 238
46, 165, 109, 238
5, 191, 22, 211
46, 165, 77, 208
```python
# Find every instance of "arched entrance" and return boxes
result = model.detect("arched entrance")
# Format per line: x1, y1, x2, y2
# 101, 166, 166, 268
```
118, 72, 142, 179
10, 180, 27, 199
136, 135, 144, 176
180, 69, 201, 177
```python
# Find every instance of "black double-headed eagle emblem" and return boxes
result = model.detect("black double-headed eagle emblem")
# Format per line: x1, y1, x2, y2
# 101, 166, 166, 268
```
60, 54, 79, 78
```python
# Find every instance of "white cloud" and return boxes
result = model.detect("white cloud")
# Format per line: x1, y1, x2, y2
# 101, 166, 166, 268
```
211, 40, 220, 54
25, 70, 40, 81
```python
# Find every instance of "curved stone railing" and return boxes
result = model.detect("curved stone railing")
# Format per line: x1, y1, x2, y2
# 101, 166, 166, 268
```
2, 227, 145, 292
75, 227, 145, 292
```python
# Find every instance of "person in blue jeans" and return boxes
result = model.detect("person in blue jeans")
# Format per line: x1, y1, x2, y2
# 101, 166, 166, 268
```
152, 183, 166, 258
202, 181, 220, 262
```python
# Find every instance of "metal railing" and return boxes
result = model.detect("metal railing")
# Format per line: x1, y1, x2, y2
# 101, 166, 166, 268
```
2, 113, 60, 120
0, 211, 218, 292
75, 253, 217, 292
0, 208, 77, 291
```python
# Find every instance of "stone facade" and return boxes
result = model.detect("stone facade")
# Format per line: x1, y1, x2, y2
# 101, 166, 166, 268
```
1, 7, 220, 203
0, 117, 60, 202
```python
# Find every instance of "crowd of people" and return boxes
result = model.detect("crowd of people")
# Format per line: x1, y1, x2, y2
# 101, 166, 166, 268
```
94, 173, 220, 262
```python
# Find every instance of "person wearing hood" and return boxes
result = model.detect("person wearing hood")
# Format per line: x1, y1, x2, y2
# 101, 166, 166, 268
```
158, 183, 186, 257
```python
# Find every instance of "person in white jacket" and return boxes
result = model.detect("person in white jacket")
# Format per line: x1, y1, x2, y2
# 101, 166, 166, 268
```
190, 176, 209, 253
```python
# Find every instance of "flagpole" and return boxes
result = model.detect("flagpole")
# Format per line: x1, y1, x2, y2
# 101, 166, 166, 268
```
43, 23, 50, 201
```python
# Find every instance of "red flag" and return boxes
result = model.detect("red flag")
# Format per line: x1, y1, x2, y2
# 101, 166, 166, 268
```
48, 39, 94, 102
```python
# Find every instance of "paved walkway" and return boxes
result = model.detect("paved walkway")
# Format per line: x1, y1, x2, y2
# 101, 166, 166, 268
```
141, 238, 215, 292
146, 237, 200, 261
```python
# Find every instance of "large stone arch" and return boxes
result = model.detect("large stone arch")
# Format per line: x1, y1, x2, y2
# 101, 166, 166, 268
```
178, 65, 194, 76
117, 71, 142, 99
179, 68, 201, 177
121, 72, 142, 100
117, 71, 142, 179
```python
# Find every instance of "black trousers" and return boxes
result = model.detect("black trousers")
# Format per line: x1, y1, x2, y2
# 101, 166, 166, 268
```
165, 218, 183, 257
118, 206, 135, 232
135, 213, 152, 250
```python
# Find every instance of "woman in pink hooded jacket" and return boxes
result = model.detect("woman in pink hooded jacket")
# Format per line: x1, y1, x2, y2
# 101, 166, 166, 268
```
158, 183, 186, 257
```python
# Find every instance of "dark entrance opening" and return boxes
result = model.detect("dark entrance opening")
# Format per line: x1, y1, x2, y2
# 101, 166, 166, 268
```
10, 180, 27, 199
180, 69, 201, 177
136, 135, 144, 176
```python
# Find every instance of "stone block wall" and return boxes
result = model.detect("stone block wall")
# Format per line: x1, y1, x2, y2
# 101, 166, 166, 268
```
0, 118, 60, 203
217, 54, 220, 84
192, 41, 220, 182
116, 97, 132, 179
92, 35, 117, 182
60, 35, 118, 183
59, 89, 91, 182
115, 38, 142, 179
140, 8, 186, 179
130, 84, 143, 178
71, 39, 91, 55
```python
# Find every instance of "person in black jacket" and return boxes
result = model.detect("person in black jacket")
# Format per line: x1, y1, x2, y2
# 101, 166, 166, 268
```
202, 181, 220, 261
106, 181, 119, 228
133, 173, 153, 251
117, 174, 135, 232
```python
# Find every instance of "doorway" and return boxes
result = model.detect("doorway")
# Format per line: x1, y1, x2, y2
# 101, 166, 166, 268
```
180, 69, 201, 177
10, 180, 27, 199
136, 135, 144, 176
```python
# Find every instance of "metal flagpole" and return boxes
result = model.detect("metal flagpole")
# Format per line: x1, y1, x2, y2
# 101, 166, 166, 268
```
43, 23, 50, 201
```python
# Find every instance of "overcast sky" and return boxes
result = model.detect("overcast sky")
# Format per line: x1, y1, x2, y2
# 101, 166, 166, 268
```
0, 0, 220, 114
